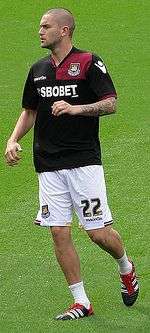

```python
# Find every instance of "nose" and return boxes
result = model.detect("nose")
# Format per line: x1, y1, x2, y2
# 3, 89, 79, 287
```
39, 27, 44, 35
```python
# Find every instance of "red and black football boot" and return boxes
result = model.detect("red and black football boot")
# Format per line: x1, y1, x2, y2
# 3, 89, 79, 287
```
120, 261, 139, 306
55, 303, 94, 320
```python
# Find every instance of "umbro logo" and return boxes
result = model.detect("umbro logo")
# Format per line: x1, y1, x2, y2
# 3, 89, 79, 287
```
34, 75, 46, 82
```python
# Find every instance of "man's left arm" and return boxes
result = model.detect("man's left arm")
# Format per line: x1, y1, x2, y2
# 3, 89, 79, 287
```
52, 97, 116, 117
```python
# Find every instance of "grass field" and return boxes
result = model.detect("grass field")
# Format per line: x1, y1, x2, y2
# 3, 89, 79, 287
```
0, 0, 150, 332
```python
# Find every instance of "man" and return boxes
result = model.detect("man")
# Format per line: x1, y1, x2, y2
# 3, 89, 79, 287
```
5, 8, 139, 320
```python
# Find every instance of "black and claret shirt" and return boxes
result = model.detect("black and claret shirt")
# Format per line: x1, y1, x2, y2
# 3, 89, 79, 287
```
22, 47, 117, 172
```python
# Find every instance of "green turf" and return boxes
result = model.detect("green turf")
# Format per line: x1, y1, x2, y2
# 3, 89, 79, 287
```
0, 0, 150, 332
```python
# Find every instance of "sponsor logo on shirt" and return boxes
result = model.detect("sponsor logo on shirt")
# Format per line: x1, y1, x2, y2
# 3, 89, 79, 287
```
68, 63, 80, 76
34, 75, 47, 82
37, 84, 78, 98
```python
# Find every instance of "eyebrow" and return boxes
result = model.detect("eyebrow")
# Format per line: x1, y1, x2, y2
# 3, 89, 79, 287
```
40, 23, 51, 28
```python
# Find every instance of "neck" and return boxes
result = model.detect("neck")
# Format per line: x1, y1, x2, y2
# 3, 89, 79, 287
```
51, 41, 73, 66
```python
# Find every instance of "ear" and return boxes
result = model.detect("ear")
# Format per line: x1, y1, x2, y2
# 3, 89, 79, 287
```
61, 26, 69, 36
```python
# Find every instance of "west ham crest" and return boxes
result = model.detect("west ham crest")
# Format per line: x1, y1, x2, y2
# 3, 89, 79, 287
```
68, 63, 80, 76
41, 205, 50, 219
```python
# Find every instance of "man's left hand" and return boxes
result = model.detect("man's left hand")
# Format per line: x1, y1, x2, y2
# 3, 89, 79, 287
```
52, 100, 81, 116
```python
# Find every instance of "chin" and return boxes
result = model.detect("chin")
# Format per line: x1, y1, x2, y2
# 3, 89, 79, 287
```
41, 44, 48, 49
41, 43, 51, 50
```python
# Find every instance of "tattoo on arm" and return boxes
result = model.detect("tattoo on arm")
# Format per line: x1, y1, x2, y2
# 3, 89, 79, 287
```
80, 97, 117, 117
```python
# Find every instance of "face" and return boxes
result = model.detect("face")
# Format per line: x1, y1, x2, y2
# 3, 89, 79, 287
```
39, 14, 65, 49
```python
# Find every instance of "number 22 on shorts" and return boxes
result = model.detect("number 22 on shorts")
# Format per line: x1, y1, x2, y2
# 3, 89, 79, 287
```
81, 198, 102, 218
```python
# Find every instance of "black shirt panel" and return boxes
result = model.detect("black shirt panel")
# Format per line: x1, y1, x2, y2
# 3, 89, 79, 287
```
86, 54, 117, 99
22, 47, 117, 172
22, 67, 39, 110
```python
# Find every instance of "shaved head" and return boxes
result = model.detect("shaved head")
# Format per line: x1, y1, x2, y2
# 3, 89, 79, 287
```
44, 8, 75, 37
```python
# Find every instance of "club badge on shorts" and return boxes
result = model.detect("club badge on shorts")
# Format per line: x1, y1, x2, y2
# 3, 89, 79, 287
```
41, 205, 50, 219
68, 63, 80, 76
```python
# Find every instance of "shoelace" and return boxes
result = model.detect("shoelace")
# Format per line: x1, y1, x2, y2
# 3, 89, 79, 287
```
121, 272, 135, 295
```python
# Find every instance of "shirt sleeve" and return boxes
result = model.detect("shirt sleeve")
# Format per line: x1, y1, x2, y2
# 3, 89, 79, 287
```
22, 67, 39, 110
86, 54, 117, 100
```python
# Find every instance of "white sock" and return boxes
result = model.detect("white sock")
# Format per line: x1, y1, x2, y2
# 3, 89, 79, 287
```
116, 252, 132, 275
69, 281, 90, 309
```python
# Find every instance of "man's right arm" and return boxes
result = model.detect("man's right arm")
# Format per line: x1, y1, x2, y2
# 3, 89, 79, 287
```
5, 108, 37, 166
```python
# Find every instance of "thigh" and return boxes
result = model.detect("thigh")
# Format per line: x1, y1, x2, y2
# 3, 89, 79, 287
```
67, 165, 113, 230
35, 171, 73, 227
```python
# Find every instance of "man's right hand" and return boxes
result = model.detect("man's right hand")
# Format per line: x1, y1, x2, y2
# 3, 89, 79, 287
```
5, 141, 22, 166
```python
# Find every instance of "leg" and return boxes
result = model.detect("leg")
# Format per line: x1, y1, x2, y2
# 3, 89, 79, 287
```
87, 225, 139, 306
66, 165, 139, 307
49, 226, 93, 320
87, 225, 124, 259
50, 226, 81, 284
87, 225, 133, 273
36, 171, 93, 319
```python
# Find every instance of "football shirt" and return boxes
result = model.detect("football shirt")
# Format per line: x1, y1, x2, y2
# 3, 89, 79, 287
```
22, 47, 117, 172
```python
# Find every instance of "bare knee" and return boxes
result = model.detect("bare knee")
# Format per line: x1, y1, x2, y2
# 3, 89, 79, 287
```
87, 226, 124, 258
87, 226, 112, 247
50, 226, 72, 248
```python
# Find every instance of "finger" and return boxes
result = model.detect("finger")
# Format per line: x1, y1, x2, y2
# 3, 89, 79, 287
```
52, 106, 65, 115
6, 158, 19, 166
5, 151, 15, 163
5, 150, 20, 163
7, 151, 20, 162
52, 100, 66, 107
10, 145, 22, 160
7, 161, 18, 166
12, 150, 21, 160
53, 109, 68, 116
52, 101, 67, 113
16, 146, 22, 152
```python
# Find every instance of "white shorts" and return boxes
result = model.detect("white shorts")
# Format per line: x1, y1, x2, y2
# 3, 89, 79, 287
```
35, 165, 113, 230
